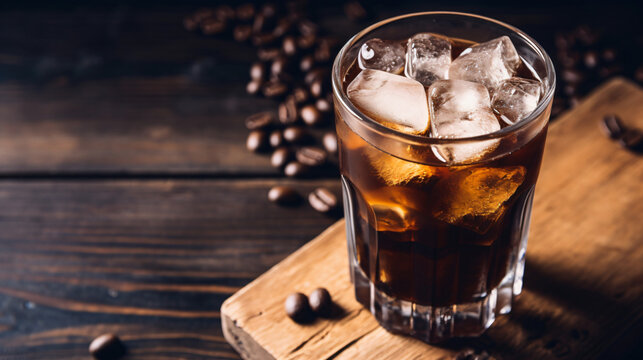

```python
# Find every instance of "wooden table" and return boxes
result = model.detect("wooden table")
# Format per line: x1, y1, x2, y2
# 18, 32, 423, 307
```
0, 3, 641, 359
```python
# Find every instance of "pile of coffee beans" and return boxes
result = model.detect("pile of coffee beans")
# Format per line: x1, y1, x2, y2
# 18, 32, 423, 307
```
552, 25, 643, 117
285, 287, 333, 323
185, 2, 345, 214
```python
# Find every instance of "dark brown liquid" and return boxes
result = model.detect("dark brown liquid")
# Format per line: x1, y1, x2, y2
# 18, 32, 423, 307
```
338, 36, 547, 307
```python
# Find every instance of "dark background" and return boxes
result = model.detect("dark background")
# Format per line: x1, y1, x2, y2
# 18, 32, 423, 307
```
0, 0, 641, 359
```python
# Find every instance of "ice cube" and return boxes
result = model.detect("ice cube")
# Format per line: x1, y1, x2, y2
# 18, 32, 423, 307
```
364, 147, 434, 186
492, 77, 541, 125
449, 36, 521, 89
432, 166, 526, 234
347, 69, 429, 133
404, 33, 452, 86
358, 38, 406, 74
372, 203, 417, 232
428, 79, 501, 163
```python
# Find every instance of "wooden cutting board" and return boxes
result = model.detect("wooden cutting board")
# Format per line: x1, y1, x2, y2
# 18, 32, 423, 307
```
221, 78, 643, 360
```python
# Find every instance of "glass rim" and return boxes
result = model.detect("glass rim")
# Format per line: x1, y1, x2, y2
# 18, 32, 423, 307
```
331, 11, 556, 144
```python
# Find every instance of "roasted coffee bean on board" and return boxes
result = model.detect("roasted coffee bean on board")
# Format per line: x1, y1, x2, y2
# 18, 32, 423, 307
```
292, 87, 310, 104
235, 3, 255, 21
296, 147, 327, 166
282, 36, 298, 56
233, 24, 253, 42
201, 18, 227, 35
271, 147, 292, 168
245, 111, 274, 130
278, 97, 299, 125
257, 47, 282, 61
268, 186, 301, 205
262, 80, 288, 98
250, 62, 265, 81
285, 292, 313, 323
246, 79, 262, 95
315, 97, 332, 113
344, 1, 367, 21
300, 55, 315, 72
89, 334, 126, 360
309, 288, 332, 316
308, 187, 338, 213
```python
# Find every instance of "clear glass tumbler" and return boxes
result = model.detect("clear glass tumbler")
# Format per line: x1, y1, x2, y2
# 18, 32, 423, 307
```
332, 12, 555, 343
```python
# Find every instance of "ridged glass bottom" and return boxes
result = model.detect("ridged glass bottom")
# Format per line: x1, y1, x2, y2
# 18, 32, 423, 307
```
341, 177, 534, 343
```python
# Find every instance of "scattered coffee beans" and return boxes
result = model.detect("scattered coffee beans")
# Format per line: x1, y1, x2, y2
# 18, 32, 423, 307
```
233, 24, 253, 42
278, 97, 298, 124
285, 292, 312, 323
262, 80, 288, 98
283, 126, 309, 144
250, 62, 265, 81
308, 187, 337, 213
246, 79, 262, 95
344, 1, 367, 21
89, 334, 125, 360
315, 97, 332, 113
296, 147, 327, 166
268, 186, 301, 205
309, 288, 332, 316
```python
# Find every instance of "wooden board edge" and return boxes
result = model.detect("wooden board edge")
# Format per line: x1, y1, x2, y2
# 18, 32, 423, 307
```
222, 312, 276, 360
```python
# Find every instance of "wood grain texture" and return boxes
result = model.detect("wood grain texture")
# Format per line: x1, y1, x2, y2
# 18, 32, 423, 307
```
0, 179, 340, 359
221, 78, 643, 360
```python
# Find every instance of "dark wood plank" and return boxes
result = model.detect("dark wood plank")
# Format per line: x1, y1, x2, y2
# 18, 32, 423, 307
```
0, 179, 340, 359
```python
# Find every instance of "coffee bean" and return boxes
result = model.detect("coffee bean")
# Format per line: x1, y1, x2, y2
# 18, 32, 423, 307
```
201, 18, 227, 35
246, 130, 268, 152
292, 87, 310, 104
89, 334, 125, 360
323, 132, 338, 153
344, 1, 367, 21
252, 14, 267, 34
300, 104, 323, 126
314, 39, 332, 62
562, 69, 582, 84
285, 292, 312, 323
257, 47, 282, 61
310, 79, 326, 98
602, 48, 616, 62
268, 186, 301, 205
601, 114, 626, 139
300, 55, 315, 72
584, 51, 598, 69
245, 111, 274, 130
246, 79, 262, 95
233, 24, 253, 42
284, 161, 309, 177
305, 68, 327, 85
271, 147, 292, 168
297, 34, 317, 50
296, 147, 327, 166
309, 288, 332, 316
193, 8, 215, 22
619, 130, 643, 152
278, 97, 299, 125
252, 33, 277, 47
273, 17, 294, 38
271, 56, 290, 77
283, 36, 298, 56
236, 3, 255, 21
261, 3, 278, 18
215, 5, 235, 21
297, 19, 318, 36
269, 129, 284, 148
250, 62, 265, 81
283, 126, 309, 144
308, 187, 338, 213
316, 96, 332, 112
262, 80, 288, 98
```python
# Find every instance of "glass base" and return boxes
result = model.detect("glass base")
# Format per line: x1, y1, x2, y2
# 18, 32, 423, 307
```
350, 257, 523, 343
